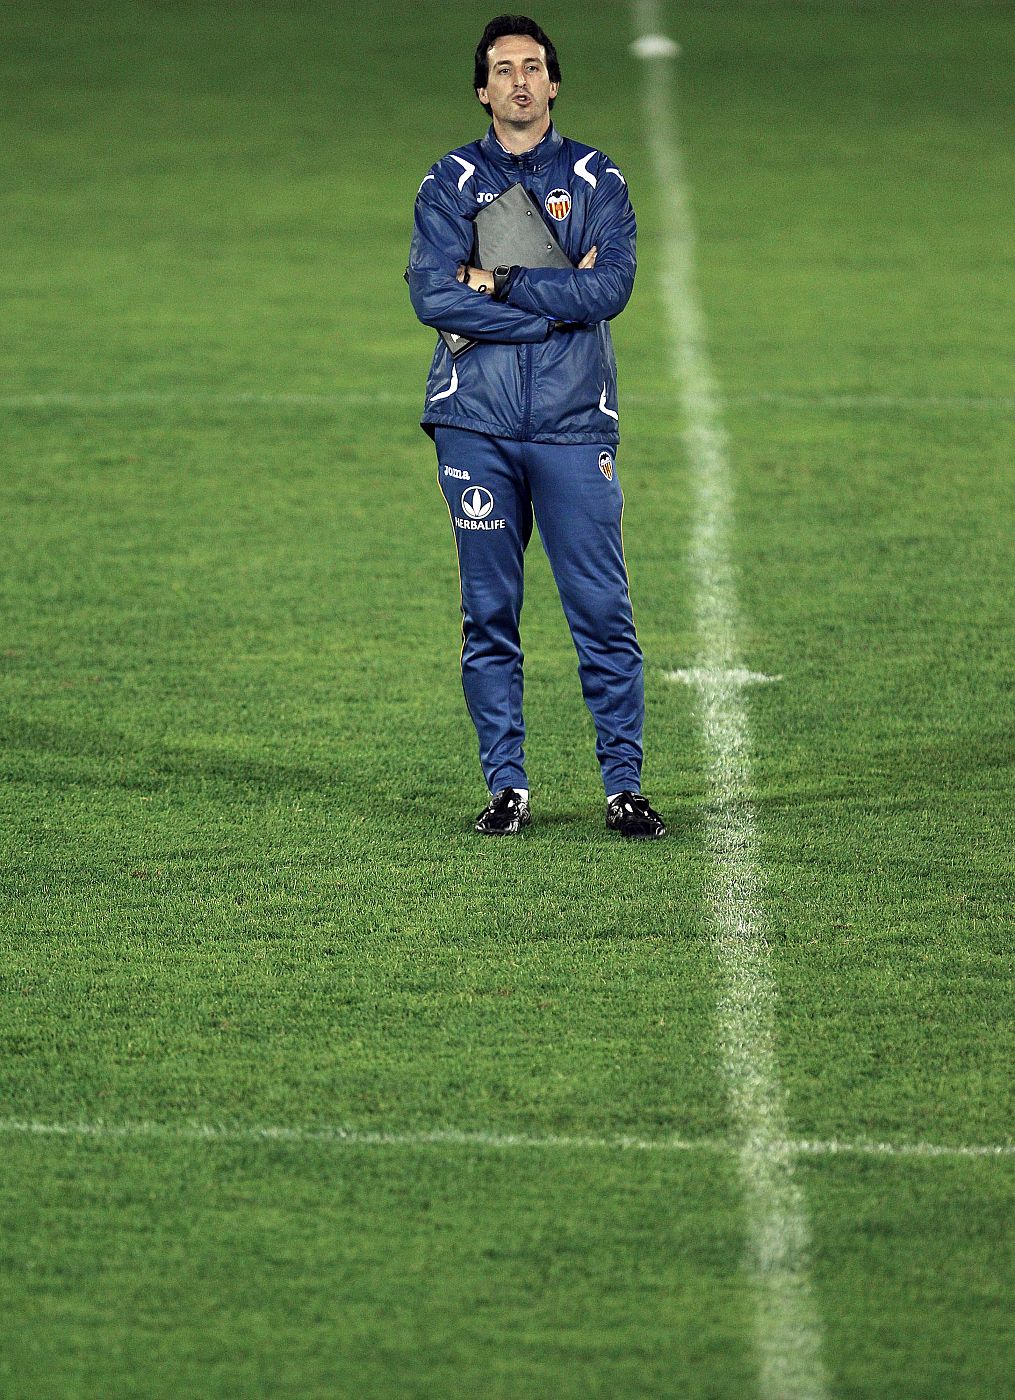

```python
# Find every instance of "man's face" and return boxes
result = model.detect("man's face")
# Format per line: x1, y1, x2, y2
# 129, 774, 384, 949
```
476, 34, 559, 131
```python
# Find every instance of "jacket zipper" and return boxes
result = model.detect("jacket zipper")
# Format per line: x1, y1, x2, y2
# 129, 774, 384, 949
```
520, 342, 534, 438
513, 150, 535, 439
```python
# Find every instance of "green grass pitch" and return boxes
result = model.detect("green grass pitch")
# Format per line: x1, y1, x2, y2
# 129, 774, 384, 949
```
2, 2, 1014, 1396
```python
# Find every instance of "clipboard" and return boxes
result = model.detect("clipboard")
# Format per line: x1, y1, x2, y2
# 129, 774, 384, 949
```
441, 183, 572, 357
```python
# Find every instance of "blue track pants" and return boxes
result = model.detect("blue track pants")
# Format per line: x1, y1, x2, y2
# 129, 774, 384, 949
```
435, 427, 644, 796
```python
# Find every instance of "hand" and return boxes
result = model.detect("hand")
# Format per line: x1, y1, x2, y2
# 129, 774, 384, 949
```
460, 265, 493, 293
458, 249, 596, 289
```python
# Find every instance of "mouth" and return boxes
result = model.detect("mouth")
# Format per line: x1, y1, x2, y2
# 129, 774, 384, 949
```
511, 94, 531, 106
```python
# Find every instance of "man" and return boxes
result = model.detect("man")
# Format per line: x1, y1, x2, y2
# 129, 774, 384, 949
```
407, 14, 665, 840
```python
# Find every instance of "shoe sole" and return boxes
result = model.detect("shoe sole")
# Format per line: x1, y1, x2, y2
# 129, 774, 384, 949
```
475, 815, 532, 836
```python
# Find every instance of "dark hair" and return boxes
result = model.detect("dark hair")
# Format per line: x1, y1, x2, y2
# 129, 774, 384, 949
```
473, 15, 561, 115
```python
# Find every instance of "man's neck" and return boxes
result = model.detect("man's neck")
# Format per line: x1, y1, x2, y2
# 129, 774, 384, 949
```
491, 114, 551, 155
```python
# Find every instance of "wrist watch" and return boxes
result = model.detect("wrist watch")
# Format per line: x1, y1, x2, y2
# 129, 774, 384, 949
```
492, 265, 511, 299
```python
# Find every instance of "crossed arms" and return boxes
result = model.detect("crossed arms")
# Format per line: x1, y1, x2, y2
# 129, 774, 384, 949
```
407, 156, 636, 343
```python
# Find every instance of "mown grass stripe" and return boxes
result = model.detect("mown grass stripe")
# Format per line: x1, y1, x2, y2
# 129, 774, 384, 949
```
0, 390, 1011, 412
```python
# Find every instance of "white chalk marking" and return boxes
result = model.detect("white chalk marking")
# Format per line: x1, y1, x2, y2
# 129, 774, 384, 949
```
741, 390, 1015, 412
0, 1118, 701, 1153
664, 667, 783, 687
791, 1137, 1015, 1162
633, 2, 829, 1395
631, 33, 682, 59
1, 1118, 1012, 1160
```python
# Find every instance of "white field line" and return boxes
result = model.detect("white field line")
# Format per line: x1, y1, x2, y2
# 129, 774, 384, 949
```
1, 1118, 1013, 1160
0, 1118, 704, 1153
633, 5, 829, 1398
0, 389, 1011, 413
790, 1138, 1015, 1161
739, 391, 1015, 412
664, 667, 783, 687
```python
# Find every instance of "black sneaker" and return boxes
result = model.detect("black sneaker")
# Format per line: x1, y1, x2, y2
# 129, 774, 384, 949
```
475, 788, 531, 836
606, 791, 666, 840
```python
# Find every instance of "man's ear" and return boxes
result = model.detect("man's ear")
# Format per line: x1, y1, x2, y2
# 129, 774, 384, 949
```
476, 87, 489, 106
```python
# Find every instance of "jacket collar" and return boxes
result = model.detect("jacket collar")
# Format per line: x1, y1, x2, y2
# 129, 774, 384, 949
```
480, 122, 563, 173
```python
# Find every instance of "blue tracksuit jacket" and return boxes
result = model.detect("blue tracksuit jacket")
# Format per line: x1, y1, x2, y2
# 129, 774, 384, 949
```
407, 123, 636, 445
